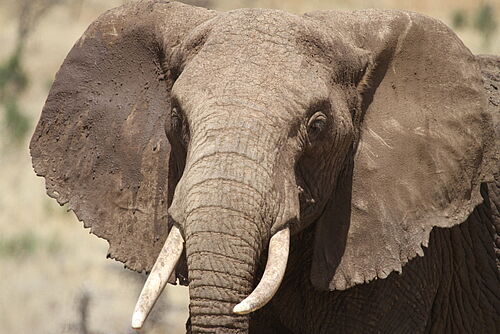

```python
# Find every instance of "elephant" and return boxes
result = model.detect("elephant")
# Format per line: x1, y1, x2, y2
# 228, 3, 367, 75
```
30, 1, 500, 333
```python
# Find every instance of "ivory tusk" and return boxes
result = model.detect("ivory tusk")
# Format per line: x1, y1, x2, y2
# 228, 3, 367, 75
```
131, 225, 184, 329
233, 228, 290, 315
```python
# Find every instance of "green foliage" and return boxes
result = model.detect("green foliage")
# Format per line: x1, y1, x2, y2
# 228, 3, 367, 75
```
450, 4, 498, 51
4, 98, 30, 143
474, 4, 498, 47
451, 9, 467, 29
0, 49, 28, 96
0, 49, 31, 145
0, 231, 38, 257
0, 231, 63, 257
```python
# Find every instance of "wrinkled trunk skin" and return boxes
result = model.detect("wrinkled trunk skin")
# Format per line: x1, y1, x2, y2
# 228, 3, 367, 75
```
182, 177, 269, 334
186, 210, 259, 333
171, 110, 278, 333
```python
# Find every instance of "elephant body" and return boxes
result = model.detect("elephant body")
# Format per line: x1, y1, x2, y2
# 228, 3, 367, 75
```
30, 1, 499, 333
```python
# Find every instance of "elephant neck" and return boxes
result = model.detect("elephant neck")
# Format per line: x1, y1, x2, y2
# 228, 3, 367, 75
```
425, 183, 500, 332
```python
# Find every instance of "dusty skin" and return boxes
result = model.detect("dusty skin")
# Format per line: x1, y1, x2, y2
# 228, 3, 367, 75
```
30, 1, 499, 333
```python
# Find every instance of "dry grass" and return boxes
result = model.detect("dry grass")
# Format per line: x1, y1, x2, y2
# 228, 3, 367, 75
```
0, 1, 497, 333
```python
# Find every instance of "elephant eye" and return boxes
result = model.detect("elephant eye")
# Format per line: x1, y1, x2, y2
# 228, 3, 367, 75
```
307, 112, 327, 139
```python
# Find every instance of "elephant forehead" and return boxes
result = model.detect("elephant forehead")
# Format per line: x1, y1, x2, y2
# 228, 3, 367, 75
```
174, 47, 329, 118
173, 67, 329, 126
172, 9, 331, 121
193, 11, 306, 70
213, 8, 304, 47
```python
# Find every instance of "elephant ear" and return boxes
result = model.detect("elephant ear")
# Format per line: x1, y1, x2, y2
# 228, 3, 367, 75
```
30, 1, 215, 275
308, 10, 495, 290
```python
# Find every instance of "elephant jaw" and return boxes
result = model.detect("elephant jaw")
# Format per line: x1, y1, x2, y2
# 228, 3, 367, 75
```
131, 225, 291, 329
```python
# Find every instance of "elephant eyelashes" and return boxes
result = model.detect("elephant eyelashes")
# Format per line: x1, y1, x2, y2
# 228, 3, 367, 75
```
171, 106, 190, 146
307, 111, 327, 140
171, 107, 182, 129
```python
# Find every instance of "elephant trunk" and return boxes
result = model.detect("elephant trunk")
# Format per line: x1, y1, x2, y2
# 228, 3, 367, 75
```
177, 133, 292, 332
185, 209, 259, 333
135, 104, 298, 332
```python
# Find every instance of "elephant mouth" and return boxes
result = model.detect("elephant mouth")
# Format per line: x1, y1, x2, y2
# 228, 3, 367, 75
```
295, 166, 323, 228
131, 225, 291, 329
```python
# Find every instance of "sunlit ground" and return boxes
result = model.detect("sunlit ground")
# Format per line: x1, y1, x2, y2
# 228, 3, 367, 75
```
0, 0, 498, 333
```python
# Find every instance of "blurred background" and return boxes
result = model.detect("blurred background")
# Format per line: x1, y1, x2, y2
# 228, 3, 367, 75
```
0, 0, 498, 333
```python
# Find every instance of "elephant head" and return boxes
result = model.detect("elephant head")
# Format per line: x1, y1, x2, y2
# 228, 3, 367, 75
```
30, 1, 494, 332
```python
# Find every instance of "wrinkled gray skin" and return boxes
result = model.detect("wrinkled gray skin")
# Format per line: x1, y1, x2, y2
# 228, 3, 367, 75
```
30, 1, 499, 333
